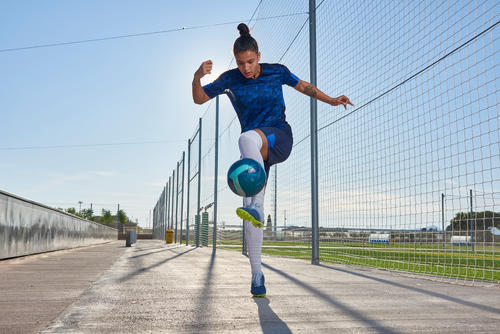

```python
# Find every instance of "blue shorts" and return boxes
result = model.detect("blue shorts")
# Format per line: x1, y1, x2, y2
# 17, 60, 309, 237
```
258, 123, 293, 180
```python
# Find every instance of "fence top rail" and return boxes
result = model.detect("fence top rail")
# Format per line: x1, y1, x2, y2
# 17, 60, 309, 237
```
0, 188, 117, 231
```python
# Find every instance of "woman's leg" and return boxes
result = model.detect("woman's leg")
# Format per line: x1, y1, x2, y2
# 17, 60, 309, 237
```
253, 128, 268, 161
237, 126, 292, 297
237, 130, 268, 227
238, 130, 267, 278
243, 198, 263, 276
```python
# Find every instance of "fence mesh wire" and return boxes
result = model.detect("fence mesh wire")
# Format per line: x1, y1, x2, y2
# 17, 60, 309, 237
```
152, 0, 500, 284
313, 0, 499, 283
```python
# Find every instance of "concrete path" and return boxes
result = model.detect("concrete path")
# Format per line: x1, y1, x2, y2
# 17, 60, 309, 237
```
0, 241, 126, 334
2, 240, 500, 333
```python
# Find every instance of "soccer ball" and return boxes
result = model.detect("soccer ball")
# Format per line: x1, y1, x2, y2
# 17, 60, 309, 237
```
227, 158, 266, 197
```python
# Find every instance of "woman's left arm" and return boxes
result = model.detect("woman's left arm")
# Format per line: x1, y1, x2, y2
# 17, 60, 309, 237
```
294, 79, 353, 109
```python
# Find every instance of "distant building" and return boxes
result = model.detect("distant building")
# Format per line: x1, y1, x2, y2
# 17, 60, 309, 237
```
369, 233, 391, 244
488, 226, 500, 236
450, 236, 472, 246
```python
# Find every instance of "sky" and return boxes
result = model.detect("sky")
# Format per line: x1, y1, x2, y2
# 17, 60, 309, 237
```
0, 0, 260, 227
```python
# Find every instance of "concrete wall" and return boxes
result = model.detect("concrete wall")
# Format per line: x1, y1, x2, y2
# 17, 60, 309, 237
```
0, 190, 117, 259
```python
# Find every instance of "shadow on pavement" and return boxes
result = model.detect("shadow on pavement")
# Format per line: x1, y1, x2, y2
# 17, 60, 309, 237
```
262, 263, 398, 334
128, 245, 184, 259
191, 250, 217, 331
319, 264, 500, 315
117, 246, 196, 283
254, 298, 292, 334
130, 243, 167, 252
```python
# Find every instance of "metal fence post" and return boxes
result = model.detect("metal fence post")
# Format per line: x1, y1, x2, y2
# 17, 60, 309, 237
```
165, 184, 168, 233
213, 96, 219, 252
186, 140, 191, 246
470, 189, 474, 251
171, 170, 175, 231
180, 151, 185, 245
155, 202, 159, 240
167, 176, 170, 231
156, 200, 158, 240
309, 0, 320, 265
274, 165, 277, 241
168, 184, 174, 240
117, 203, 120, 239
166, 181, 170, 237
196, 117, 202, 247
159, 199, 161, 240
242, 205, 247, 255
442, 193, 445, 249
155, 197, 160, 239
156, 204, 159, 239
165, 187, 167, 238
160, 190, 164, 240
159, 200, 161, 240
175, 160, 180, 243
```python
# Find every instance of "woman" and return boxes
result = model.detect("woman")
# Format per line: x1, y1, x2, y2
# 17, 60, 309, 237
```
192, 23, 353, 297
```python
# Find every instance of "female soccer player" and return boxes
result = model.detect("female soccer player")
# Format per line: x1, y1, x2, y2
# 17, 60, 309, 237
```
192, 23, 353, 297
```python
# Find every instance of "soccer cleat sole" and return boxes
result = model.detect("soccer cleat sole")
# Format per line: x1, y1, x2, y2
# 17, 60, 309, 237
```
252, 293, 266, 298
236, 208, 264, 228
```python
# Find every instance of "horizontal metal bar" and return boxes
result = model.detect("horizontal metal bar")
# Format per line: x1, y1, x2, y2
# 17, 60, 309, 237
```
190, 127, 200, 142
189, 172, 199, 182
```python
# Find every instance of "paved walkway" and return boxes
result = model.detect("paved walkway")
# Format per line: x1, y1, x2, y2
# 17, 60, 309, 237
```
0, 241, 126, 334
2, 240, 500, 333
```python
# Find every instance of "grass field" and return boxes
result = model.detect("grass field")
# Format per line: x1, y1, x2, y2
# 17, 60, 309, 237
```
217, 240, 500, 283
219, 239, 500, 252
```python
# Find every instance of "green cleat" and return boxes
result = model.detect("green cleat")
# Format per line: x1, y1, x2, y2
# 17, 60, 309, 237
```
236, 204, 264, 228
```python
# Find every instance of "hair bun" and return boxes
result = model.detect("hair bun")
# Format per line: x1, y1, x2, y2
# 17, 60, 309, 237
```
237, 23, 250, 37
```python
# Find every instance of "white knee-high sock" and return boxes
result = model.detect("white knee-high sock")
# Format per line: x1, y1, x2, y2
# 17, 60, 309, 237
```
244, 196, 263, 275
239, 130, 265, 275
238, 130, 266, 211
245, 220, 263, 274
238, 130, 264, 169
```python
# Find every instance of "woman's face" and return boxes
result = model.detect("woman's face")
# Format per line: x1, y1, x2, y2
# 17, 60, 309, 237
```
235, 50, 261, 79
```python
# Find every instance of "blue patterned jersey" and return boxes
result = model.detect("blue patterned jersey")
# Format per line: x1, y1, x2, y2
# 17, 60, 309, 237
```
202, 63, 300, 132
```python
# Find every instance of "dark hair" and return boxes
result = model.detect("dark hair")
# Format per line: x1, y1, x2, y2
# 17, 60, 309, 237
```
233, 23, 259, 55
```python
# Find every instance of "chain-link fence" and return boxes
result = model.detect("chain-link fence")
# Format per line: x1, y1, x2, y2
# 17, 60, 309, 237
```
152, 0, 499, 284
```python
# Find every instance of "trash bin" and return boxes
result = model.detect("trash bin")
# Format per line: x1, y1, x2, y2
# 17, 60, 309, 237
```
126, 230, 132, 247
166, 229, 174, 244
130, 230, 137, 244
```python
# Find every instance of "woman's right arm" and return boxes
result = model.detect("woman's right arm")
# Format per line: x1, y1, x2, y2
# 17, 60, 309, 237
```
192, 60, 212, 105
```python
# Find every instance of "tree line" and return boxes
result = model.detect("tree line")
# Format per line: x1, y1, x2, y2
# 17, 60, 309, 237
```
446, 211, 500, 231
57, 207, 137, 228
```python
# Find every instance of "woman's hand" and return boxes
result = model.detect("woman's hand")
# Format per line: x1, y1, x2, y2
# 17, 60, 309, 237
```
192, 60, 212, 105
330, 95, 354, 109
293, 80, 354, 109
195, 60, 213, 79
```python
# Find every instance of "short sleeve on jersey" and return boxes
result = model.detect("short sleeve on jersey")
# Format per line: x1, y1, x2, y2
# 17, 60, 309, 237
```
281, 65, 300, 87
202, 72, 229, 99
